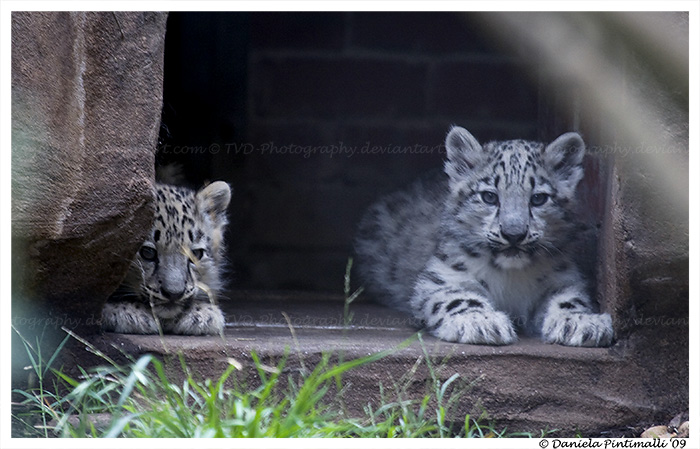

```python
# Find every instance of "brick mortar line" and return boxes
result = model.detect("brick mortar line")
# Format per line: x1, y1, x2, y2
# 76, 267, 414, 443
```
247, 117, 537, 130
249, 49, 522, 65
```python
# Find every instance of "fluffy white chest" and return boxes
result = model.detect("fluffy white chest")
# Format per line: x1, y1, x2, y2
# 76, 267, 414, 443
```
469, 262, 547, 326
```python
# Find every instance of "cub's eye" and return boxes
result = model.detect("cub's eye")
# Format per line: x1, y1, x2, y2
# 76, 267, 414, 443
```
139, 246, 157, 261
480, 191, 499, 205
531, 193, 549, 207
192, 249, 205, 260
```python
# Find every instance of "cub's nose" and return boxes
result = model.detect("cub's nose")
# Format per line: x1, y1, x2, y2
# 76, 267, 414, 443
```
160, 285, 186, 301
500, 228, 527, 245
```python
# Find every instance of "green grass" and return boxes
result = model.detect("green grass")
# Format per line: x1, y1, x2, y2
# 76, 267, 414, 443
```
11, 324, 535, 438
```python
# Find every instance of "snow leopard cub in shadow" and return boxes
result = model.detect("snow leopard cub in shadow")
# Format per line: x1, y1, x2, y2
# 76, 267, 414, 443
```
355, 126, 613, 347
102, 181, 231, 336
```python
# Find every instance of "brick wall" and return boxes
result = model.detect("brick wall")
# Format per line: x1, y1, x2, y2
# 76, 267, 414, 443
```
162, 12, 542, 292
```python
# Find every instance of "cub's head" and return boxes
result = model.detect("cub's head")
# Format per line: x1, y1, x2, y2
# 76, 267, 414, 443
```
120, 181, 231, 317
443, 126, 585, 270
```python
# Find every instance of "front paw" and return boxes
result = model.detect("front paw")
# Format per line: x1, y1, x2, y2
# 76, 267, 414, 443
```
428, 310, 517, 345
542, 312, 613, 347
102, 302, 159, 334
171, 302, 225, 336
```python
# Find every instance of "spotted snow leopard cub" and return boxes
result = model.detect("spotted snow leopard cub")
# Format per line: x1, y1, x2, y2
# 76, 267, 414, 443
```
102, 181, 231, 335
355, 126, 613, 347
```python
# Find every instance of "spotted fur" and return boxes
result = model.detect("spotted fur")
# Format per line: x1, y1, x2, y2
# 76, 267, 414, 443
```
102, 181, 231, 335
355, 126, 613, 346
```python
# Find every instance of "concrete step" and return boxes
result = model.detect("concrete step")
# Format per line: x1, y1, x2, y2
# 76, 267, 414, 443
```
89, 291, 670, 436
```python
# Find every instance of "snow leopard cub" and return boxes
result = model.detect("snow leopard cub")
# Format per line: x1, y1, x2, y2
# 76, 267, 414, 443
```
102, 181, 231, 336
355, 126, 613, 347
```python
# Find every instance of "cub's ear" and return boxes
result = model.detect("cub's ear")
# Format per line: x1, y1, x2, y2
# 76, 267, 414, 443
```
544, 132, 585, 197
196, 181, 231, 225
444, 126, 484, 183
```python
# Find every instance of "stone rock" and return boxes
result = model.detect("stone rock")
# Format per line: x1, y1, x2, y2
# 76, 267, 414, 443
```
11, 12, 167, 337
81, 295, 690, 436
640, 425, 674, 438
640, 418, 690, 439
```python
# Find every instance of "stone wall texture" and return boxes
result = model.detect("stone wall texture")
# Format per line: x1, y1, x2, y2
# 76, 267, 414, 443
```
11, 12, 168, 334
